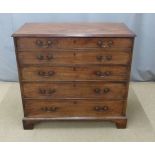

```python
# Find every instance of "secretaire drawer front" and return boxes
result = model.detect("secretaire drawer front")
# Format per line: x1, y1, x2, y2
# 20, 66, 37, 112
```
24, 99, 124, 118
21, 66, 129, 81
22, 82, 127, 99
16, 37, 133, 50
17, 49, 131, 65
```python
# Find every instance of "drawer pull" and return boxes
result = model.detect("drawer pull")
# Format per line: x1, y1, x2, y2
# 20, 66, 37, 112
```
39, 89, 56, 95
94, 88, 110, 94
96, 55, 112, 61
96, 55, 103, 61
41, 107, 58, 112
103, 88, 110, 93
97, 40, 103, 47
46, 54, 53, 60
94, 106, 109, 112
37, 54, 44, 60
38, 71, 55, 77
97, 40, 113, 48
36, 40, 53, 48
37, 54, 53, 60
95, 71, 111, 77
106, 55, 112, 61
94, 88, 101, 94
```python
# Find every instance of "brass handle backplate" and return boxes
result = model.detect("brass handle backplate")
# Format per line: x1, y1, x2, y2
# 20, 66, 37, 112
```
38, 71, 55, 77
94, 88, 110, 94
37, 53, 53, 60
95, 71, 111, 77
36, 40, 53, 48
97, 40, 113, 48
41, 107, 58, 112
103, 88, 110, 93
39, 88, 56, 95
96, 55, 112, 61
94, 88, 101, 94
94, 106, 109, 112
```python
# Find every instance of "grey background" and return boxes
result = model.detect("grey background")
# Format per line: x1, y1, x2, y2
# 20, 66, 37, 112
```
0, 13, 155, 82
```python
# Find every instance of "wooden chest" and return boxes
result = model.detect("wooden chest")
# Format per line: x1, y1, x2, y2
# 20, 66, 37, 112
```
12, 23, 135, 129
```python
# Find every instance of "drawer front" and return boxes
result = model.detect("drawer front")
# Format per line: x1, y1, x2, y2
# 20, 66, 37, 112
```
22, 82, 127, 99
21, 66, 129, 81
24, 99, 124, 118
16, 37, 133, 50
17, 49, 131, 65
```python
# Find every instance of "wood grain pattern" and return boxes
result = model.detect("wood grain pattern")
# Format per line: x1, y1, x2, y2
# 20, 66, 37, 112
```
12, 23, 135, 129
21, 66, 129, 81
22, 82, 127, 99
17, 48, 131, 65
22, 117, 127, 129
24, 99, 124, 118
12, 23, 135, 37
16, 37, 133, 50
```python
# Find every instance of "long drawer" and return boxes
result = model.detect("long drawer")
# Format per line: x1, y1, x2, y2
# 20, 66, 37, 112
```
21, 66, 129, 81
22, 82, 127, 99
17, 49, 131, 65
16, 37, 133, 50
24, 99, 124, 118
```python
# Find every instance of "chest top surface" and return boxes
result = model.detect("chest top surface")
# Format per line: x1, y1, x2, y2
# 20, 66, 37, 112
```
12, 23, 135, 37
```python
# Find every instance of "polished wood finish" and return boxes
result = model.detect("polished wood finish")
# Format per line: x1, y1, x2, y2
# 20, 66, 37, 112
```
12, 23, 135, 37
21, 66, 129, 81
13, 23, 135, 129
22, 82, 127, 99
16, 37, 133, 49
24, 99, 124, 118
18, 49, 131, 65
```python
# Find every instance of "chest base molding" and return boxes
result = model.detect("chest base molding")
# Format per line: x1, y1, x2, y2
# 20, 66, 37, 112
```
22, 116, 127, 129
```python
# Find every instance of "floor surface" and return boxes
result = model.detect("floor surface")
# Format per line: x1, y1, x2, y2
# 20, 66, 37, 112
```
0, 82, 155, 141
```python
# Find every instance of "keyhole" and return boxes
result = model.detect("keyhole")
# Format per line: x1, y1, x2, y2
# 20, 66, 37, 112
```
73, 67, 76, 71
73, 83, 76, 87
73, 101, 77, 104
73, 52, 76, 56
73, 40, 76, 44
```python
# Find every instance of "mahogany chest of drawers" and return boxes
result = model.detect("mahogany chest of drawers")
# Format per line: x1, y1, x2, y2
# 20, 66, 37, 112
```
12, 23, 135, 129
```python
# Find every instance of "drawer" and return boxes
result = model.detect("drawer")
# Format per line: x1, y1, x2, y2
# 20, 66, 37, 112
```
24, 99, 124, 118
17, 49, 131, 65
22, 82, 127, 99
16, 37, 133, 50
21, 66, 129, 81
